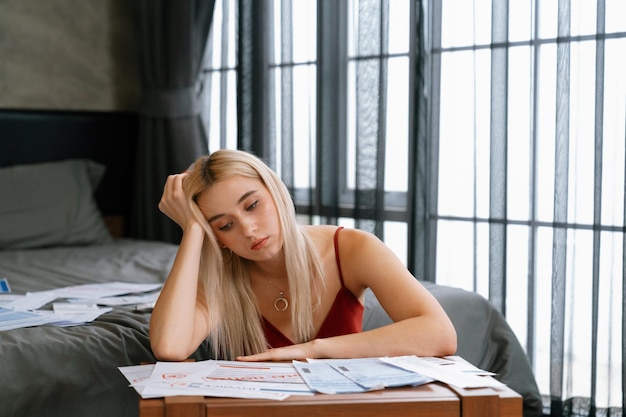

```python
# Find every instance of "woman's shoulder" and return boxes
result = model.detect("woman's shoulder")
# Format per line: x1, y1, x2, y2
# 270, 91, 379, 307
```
301, 224, 338, 241
302, 225, 374, 248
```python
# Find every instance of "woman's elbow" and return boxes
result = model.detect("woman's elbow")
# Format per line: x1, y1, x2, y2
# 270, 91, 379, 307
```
150, 339, 192, 362
436, 321, 458, 356
439, 331, 457, 357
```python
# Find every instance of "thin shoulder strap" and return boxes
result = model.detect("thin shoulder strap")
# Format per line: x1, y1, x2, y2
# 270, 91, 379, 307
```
333, 226, 345, 286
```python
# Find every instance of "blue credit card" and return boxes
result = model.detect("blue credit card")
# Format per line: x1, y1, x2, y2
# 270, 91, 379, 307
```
0, 278, 10, 293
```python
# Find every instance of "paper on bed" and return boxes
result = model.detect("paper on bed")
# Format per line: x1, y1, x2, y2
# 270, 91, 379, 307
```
0, 307, 60, 331
67, 290, 160, 306
0, 304, 114, 330
3, 282, 162, 311
3, 291, 59, 311
0, 281, 160, 330
0, 294, 25, 307
30, 307, 112, 327
48, 282, 162, 299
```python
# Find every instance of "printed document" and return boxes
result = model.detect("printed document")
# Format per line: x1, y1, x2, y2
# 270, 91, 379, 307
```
300, 357, 432, 392
381, 355, 504, 389
0, 281, 162, 331
119, 355, 503, 400
120, 360, 314, 400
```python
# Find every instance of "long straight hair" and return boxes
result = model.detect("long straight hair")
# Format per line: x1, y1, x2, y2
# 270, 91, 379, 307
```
183, 149, 325, 359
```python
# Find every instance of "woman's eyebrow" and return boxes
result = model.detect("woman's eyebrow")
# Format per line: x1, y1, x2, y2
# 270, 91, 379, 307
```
237, 190, 258, 205
207, 190, 258, 224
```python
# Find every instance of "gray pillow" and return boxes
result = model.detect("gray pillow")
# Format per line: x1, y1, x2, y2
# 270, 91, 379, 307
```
0, 159, 113, 249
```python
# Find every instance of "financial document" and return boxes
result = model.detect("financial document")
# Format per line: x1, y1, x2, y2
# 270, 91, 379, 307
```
381, 355, 504, 389
296, 357, 432, 393
120, 360, 314, 400
120, 356, 499, 400
0, 281, 162, 330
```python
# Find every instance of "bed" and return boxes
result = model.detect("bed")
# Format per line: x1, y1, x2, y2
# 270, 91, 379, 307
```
0, 109, 542, 417
0, 109, 183, 417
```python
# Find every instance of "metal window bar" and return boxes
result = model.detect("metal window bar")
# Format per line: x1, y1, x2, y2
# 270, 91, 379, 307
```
314, 0, 347, 224
489, 0, 509, 316
352, 0, 388, 238
590, 2, 607, 412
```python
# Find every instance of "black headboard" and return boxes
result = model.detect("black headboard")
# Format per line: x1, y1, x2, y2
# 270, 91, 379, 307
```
0, 109, 138, 229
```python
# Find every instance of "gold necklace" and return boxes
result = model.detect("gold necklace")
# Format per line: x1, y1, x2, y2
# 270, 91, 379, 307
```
265, 278, 289, 312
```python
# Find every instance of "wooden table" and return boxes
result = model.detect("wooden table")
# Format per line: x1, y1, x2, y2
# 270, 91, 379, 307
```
139, 382, 522, 417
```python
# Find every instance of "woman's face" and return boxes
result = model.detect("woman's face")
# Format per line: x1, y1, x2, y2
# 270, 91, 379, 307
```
196, 175, 283, 262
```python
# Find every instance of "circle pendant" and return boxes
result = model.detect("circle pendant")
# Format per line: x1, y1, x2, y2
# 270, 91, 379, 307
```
273, 295, 289, 312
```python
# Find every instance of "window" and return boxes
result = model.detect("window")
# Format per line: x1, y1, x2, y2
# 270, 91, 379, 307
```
201, 0, 416, 265
430, 0, 625, 410
201, 0, 626, 412
202, 0, 238, 152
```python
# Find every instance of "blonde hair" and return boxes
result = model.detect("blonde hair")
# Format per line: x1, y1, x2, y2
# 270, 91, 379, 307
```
183, 149, 324, 359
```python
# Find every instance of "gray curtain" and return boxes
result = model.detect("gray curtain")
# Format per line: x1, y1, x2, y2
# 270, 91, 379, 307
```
132, 0, 214, 242
236, 0, 275, 165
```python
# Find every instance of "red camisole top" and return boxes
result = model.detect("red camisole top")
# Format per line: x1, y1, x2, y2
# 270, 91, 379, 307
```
261, 227, 364, 348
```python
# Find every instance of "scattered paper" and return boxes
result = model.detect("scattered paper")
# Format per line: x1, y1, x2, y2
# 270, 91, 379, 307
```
120, 356, 504, 401
292, 360, 376, 394
50, 303, 113, 326
120, 360, 313, 400
3, 291, 59, 311
420, 355, 496, 376
0, 294, 24, 308
0, 308, 59, 331
50, 282, 162, 300
0, 281, 163, 331
67, 290, 160, 307
306, 357, 432, 390
381, 356, 504, 389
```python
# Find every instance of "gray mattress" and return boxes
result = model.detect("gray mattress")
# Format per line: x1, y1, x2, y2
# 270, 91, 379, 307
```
0, 240, 542, 417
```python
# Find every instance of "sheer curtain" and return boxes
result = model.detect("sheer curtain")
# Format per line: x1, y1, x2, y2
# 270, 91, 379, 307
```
427, 1, 625, 415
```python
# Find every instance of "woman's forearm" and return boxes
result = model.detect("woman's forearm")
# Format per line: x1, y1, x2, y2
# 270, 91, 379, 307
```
150, 223, 207, 361
238, 314, 457, 362
313, 315, 457, 359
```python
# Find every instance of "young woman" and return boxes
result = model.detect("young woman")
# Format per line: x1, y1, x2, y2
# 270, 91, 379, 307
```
150, 149, 456, 362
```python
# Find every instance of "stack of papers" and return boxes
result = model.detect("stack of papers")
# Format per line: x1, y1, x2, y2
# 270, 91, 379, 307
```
0, 281, 162, 331
293, 357, 432, 394
119, 360, 313, 400
382, 356, 504, 389
118, 355, 502, 401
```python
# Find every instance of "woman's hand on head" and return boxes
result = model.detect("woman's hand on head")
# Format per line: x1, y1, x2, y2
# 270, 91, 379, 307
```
158, 172, 198, 230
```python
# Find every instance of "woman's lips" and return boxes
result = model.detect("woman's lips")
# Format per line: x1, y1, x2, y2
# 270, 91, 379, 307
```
251, 237, 269, 250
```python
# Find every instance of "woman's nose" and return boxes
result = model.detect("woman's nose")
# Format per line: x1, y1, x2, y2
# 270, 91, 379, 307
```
240, 217, 258, 236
